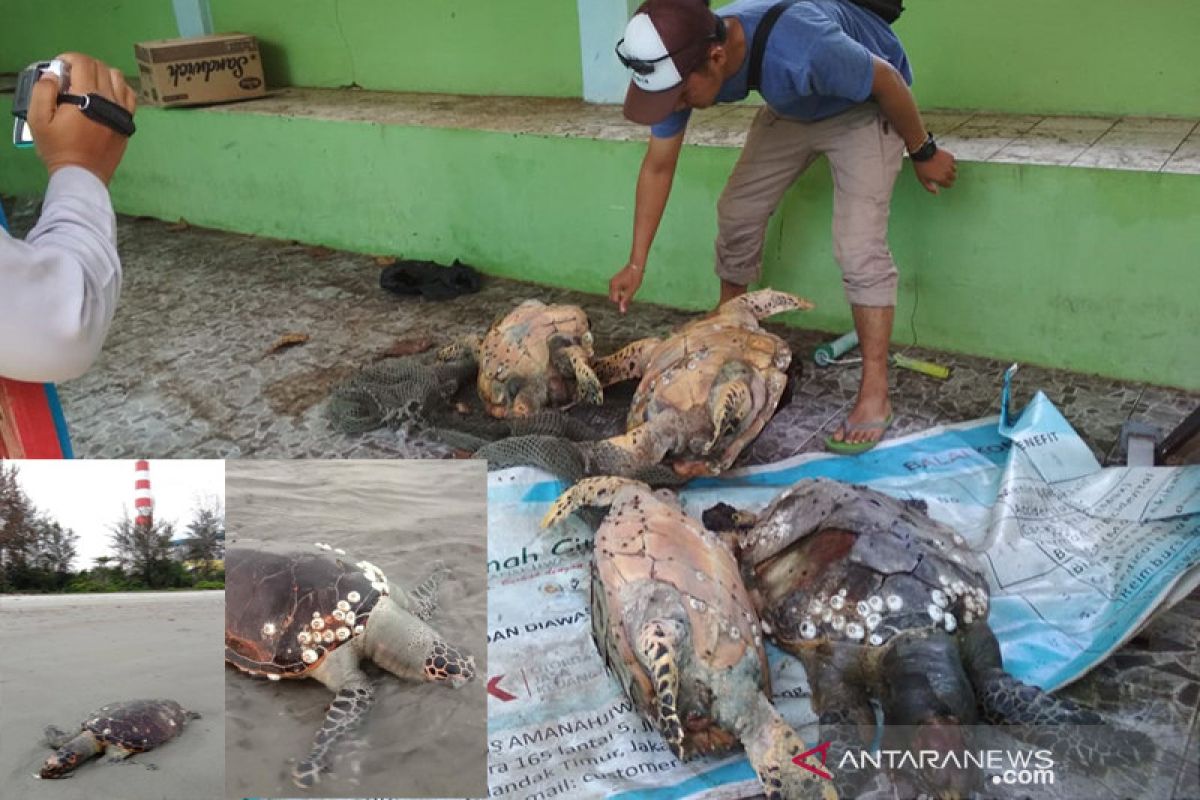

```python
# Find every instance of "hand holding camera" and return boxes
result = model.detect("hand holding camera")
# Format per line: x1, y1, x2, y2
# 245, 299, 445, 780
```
21, 53, 137, 185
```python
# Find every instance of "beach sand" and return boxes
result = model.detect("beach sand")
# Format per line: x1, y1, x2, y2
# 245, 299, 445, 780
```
224, 460, 488, 799
0, 590, 224, 800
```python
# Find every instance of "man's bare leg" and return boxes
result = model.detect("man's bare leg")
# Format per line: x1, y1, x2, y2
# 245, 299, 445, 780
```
830, 304, 894, 445
718, 279, 748, 308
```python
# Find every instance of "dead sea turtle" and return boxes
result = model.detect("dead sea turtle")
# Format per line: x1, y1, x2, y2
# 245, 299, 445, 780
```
589, 289, 812, 478
225, 544, 476, 788
543, 477, 835, 800
39, 699, 199, 778
477, 289, 812, 482
705, 478, 1155, 798
438, 299, 603, 418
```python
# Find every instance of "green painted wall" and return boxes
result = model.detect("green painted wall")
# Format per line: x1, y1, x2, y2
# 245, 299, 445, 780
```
892, 0, 1200, 118
1, 98, 1196, 389
0, 0, 177, 76
3, 1, 1197, 115
712, 0, 1200, 117
208, 0, 583, 96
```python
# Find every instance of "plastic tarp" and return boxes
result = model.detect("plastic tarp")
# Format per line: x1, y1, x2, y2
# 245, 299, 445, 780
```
486, 391, 1200, 799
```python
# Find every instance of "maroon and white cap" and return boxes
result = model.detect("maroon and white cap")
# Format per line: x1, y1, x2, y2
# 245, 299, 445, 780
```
618, 0, 720, 125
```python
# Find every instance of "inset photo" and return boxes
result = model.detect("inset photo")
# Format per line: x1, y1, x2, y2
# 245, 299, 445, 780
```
224, 459, 487, 799
0, 459, 225, 800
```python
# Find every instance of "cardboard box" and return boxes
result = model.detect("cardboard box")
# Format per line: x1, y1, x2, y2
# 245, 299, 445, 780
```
134, 33, 266, 108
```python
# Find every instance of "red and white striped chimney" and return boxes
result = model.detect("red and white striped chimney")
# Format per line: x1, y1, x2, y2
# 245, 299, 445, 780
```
134, 460, 153, 527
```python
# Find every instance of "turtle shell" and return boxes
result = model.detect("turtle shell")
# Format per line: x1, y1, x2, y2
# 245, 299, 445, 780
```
476, 300, 593, 416
225, 545, 389, 677
737, 479, 989, 652
591, 486, 767, 755
626, 311, 791, 471
82, 700, 190, 753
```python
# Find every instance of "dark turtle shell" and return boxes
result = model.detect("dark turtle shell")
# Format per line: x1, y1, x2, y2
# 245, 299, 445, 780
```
83, 699, 191, 753
225, 545, 389, 677
737, 479, 989, 652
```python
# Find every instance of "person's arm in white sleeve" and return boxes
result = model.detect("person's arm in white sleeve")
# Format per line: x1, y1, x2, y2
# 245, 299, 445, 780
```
0, 52, 135, 383
0, 166, 121, 382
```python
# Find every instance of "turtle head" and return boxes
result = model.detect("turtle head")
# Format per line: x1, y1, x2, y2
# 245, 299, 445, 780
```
896, 716, 978, 800
40, 729, 102, 778
423, 638, 476, 688
700, 502, 757, 532
509, 386, 538, 418
40, 746, 86, 779
478, 374, 540, 418
361, 597, 476, 689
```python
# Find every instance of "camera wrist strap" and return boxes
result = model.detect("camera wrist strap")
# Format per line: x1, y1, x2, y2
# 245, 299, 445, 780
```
57, 93, 136, 138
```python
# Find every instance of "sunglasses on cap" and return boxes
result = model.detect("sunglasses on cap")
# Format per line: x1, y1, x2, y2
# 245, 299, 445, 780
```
614, 30, 721, 76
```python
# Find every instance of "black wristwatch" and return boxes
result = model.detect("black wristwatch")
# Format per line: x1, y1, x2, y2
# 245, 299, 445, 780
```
909, 133, 938, 162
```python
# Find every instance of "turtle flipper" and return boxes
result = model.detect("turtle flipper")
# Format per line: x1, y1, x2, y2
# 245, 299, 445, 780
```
723, 288, 814, 320
436, 334, 482, 364
591, 424, 676, 476
541, 476, 645, 528
102, 745, 136, 765
43, 726, 73, 749
724, 691, 837, 800
409, 561, 450, 621
552, 343, 604, 406
961, 623, 1154, 772
636, 619, 687, 760
705, 378, 752, 455
292, 685, 375, 789
592, 339, 658, 386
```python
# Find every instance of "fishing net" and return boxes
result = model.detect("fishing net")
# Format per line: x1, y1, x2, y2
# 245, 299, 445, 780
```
475, 436, 687, 486
327, 355, 603, 449
328, 356, 685, 486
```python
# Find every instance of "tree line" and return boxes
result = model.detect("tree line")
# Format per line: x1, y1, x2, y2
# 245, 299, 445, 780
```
0, 464, 224, 593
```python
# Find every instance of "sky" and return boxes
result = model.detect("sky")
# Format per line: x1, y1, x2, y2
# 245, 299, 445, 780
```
10, 460, 225, 569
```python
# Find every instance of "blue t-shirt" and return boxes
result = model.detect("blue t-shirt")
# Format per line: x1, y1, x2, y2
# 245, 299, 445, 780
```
651, 0, 911, 138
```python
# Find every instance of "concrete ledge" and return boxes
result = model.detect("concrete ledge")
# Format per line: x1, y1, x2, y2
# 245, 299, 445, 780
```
201, 87, 1200, 173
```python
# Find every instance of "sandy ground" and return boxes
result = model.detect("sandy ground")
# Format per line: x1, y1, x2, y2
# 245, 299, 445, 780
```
0, 591, 224, 800
224, 460, 488, 800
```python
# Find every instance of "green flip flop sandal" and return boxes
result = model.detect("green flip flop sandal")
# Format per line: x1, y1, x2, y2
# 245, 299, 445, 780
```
824, 413, 894, 455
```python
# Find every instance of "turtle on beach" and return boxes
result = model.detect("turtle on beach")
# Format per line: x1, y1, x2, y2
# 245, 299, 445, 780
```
478, 289, 812, 482
39, 699, 199, 778
438, 299, 603, 418
704, 478, 1156, 798
224, 543, 476, 788
543, 476, 836, 800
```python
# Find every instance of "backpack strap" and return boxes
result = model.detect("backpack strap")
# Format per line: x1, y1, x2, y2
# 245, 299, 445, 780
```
849, 0, 904, 24
748, 0, 799, 92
